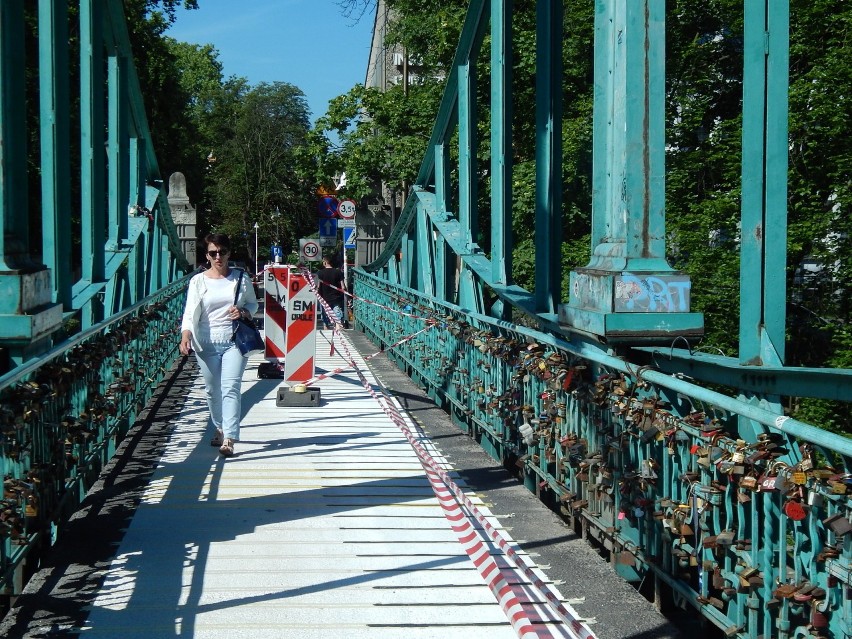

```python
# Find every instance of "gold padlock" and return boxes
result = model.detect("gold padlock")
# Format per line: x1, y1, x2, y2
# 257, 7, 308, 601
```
791, 471, 808, 485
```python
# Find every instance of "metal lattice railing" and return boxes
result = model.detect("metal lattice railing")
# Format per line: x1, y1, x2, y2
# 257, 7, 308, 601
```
0, 274, 190, 599
354, 272, 852, 638
0, 0, 191, 601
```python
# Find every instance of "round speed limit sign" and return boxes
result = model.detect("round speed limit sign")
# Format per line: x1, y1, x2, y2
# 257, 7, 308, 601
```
338, 199, 357, 220
300, 239, 321, 262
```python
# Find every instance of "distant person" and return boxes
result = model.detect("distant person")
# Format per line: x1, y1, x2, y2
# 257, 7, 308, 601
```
317, 256, 346, 329
179, 233, 258, 458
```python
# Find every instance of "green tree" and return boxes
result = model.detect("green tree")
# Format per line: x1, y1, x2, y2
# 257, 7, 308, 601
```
164, 39, 228, 210
123, 1, 203, 187
207, 82, 315, 268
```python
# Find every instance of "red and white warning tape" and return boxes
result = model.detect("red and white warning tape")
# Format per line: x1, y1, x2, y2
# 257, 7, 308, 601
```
306, 322, 436, 386
301, 268, 597, 639
317, 279, 432, 321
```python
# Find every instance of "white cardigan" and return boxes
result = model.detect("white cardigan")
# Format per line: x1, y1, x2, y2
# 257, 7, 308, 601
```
181, 269, 259, 353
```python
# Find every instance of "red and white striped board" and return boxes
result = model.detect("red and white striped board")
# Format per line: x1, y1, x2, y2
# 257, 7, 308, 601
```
283, 268, 317, 383
263, 265, 289, 362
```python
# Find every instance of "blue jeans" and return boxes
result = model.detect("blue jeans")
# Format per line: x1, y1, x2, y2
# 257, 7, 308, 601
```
321, 304, 343, 328
195, 342, 248, 441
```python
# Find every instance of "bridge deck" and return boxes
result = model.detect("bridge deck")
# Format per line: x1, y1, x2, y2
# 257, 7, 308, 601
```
1, 330, 681, 639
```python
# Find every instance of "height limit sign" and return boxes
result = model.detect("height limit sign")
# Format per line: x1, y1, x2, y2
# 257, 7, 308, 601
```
299, 238, 321, 262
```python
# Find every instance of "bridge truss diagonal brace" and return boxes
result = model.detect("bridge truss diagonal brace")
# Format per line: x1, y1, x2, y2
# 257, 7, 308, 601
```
416, 188, 538, 317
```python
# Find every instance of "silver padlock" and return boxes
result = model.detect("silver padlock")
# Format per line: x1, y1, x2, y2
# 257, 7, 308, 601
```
807, 490, 824, 508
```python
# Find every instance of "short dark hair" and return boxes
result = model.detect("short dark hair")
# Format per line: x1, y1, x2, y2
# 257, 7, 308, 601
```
204, 233, 231, 251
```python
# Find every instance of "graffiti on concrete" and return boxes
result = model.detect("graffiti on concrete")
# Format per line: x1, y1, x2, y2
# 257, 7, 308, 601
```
614, 273, 691, 313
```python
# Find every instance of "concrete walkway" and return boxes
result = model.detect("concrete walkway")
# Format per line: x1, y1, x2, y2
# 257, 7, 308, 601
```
34, 330, 583, 638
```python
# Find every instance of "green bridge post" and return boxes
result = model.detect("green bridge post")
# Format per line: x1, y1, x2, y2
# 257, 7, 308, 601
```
560, 0, 704, 341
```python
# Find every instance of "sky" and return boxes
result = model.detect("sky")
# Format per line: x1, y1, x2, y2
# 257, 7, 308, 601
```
166, 0, 375, 122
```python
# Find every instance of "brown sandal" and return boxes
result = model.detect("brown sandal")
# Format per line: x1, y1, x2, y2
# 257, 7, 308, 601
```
219, 438, 235, 457
211, 429, 224, 447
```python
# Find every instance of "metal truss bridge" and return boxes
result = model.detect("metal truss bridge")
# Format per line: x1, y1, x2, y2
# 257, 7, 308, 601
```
0, 1, 850, 638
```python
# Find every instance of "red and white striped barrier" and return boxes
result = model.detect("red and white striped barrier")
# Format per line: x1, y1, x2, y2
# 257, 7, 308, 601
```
283, 268, 316, 383
301, 268, 597, 639
263, 265, 289, 361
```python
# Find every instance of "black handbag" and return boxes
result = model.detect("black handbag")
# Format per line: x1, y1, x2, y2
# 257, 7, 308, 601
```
231, 271, 264, 355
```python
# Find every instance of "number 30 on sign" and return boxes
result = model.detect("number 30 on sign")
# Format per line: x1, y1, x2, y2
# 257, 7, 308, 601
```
299, 238, 321, 262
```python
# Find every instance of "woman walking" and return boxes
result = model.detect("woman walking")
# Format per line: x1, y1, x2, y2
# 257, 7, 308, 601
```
179, 233, 258, 457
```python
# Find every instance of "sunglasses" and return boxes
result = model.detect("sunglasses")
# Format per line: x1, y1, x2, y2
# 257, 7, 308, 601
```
207, 250, 229, 258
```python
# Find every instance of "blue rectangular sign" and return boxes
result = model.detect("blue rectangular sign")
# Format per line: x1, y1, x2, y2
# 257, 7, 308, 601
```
318, 218, 338, 238
343, 227, 357, 249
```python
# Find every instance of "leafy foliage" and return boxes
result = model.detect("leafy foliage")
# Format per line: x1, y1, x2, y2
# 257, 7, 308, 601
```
206, 82, 315, 266
124, 3, 317, 268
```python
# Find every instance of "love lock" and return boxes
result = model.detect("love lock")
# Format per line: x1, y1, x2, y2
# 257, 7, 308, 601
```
807, 490, 825, 508
822, 513, 852, 536
783, 495, 807, 521
519, 419, 535, 446
640, 459, 658, 480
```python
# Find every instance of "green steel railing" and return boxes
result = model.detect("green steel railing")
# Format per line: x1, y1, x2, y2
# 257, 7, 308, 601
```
355, 1, 852, 638
0, 0, 189, 369
0, 273, 191, 599
355, 273, 852, 639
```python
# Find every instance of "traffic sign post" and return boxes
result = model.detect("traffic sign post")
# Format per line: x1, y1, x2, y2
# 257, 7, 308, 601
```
319, 218, 338, 238
318, 218, 338, 248
299, 238, 321, 262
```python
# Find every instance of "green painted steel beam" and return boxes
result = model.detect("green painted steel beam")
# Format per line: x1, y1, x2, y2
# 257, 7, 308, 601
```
39, 0, 72, 310
0, 0, 29, 270
490, 0, 512, 292
416, 203, 434, 297
435, 234, 448, 303
128, 240, 141, 304
107, 52, 129, 247
562, 0, 702, 341
457, 61, 477, 244
80, 0, 106, 292
633, 347, 852, 402
130, 136, 142, 213
591, 0, 668, 266
434, 143, 449, 214
0, 1, 64, 360
533, 0, 563, 314
590, 0, 610, 250
739, 0, 789, 367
